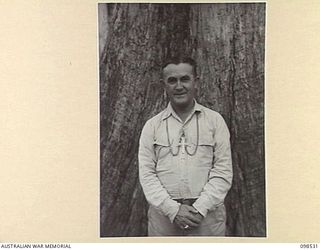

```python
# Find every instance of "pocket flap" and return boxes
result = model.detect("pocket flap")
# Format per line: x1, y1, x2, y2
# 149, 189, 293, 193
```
191, 135, 214, 146
153, 138, 170, 147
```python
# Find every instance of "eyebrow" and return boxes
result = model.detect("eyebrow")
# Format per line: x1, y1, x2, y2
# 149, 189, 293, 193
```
167, 75, 191, 80
181, 75, 191, 79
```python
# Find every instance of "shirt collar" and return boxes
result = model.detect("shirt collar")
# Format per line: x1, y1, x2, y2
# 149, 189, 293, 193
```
161, 99, 202, 121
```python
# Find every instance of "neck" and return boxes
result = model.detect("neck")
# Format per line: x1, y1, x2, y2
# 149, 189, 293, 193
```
171, 100, 195, 122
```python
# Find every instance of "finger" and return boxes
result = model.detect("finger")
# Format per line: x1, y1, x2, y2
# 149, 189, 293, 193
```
178, 221, 190, 230
183, 218, 199, 228
184, 205, 200, 215
185, 213, 202, 224
180, 204, 190, 212
175, 216, 191, 229
174, 218, 185, 229
188, 206, 199, 214
197, 212, 204, 218
194, 213, 204, 221
177, 221, 186, 230
176, 213, 201, 227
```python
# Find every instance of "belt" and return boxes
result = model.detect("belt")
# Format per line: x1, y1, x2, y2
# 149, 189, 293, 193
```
173, 198, 197, 206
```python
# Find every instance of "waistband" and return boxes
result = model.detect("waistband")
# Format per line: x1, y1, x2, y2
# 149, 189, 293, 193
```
173, 198, 197, 206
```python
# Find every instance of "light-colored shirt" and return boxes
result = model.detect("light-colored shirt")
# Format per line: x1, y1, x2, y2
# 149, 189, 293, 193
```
138, 100, 232, 223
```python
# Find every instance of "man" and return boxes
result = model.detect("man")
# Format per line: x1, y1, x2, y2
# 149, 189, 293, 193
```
138, 57, 233, 236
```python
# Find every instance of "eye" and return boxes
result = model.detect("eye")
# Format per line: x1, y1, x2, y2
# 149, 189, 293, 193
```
180, 76, 191, 82
167, 77, 177, 84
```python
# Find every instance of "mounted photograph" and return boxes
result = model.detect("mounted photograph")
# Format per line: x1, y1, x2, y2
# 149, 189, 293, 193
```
99, 3, 266, 237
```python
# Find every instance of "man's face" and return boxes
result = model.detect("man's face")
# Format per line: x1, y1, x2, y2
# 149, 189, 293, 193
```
162, 63, 198, 109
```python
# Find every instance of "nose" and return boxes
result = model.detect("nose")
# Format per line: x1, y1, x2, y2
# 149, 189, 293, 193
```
175, 79, 183, 89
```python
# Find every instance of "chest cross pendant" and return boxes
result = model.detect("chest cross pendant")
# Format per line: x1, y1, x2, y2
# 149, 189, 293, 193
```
178, 135, 189, 158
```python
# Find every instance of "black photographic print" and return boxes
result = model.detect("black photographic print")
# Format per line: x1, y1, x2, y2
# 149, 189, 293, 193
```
99, 3, 266, 237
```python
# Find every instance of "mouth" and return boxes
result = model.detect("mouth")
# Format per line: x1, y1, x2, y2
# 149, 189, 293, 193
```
174, 92, 187, 97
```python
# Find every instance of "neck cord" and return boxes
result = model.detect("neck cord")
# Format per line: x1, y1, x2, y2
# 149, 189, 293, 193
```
166, 113, 199, 156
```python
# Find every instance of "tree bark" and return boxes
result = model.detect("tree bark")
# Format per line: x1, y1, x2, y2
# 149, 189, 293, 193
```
100, 3, 265, 237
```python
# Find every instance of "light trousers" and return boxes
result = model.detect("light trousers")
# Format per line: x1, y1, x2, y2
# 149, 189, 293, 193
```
148, 204, 226, 236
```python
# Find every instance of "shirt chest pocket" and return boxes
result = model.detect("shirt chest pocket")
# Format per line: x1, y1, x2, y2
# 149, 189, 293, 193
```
189, 134, 215, 167
153, 138, 172, 163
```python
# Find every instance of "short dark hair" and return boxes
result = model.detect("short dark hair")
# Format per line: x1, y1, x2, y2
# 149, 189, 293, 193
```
161, 56, 197, 77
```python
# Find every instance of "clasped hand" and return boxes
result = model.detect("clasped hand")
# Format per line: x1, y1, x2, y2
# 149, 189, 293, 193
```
173, 204, 204, 230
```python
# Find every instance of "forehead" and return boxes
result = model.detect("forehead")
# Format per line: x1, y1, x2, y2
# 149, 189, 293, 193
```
162, 63, 194, 78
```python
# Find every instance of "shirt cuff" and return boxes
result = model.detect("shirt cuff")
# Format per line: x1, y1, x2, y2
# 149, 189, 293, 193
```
159, 198, 181, 223
192, 202, 208, 218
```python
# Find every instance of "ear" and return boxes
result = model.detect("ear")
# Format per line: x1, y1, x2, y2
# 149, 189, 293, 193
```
160, 79, 168, 99
160, 79, 165, 87
194, 76, 200, 89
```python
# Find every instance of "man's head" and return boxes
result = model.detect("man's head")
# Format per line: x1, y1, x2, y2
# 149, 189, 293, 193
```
160, 57, 199, 110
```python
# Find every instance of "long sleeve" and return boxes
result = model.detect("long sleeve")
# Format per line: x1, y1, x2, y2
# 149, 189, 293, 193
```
192, 114, 233, 217
138, 120, 180, 223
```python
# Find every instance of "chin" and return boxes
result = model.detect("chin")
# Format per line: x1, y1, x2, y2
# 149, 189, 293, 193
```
172, 99, 192, 108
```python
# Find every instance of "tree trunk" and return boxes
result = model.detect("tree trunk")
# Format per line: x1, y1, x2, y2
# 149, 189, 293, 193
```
99, 3, 265, 237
